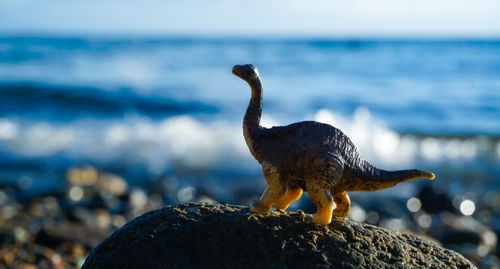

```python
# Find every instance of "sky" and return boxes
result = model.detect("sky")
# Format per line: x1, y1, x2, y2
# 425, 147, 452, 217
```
0, 0, 500, 37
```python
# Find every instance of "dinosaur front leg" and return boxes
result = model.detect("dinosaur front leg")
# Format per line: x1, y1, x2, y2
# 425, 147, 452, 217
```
332, 191, 350, 219
307, 184, 334, 225
251, 180, 286, 215
272, 187, 303, 210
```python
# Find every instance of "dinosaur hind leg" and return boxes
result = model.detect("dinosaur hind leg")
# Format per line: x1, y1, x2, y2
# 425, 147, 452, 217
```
332, 191, 351, 219
272, 187, 303, 210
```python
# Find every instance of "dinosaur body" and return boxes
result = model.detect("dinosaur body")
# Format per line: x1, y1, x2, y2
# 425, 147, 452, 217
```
233, 64, 435, 225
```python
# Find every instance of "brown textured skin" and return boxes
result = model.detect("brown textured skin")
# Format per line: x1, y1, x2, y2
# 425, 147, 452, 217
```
232, 64, 435, 225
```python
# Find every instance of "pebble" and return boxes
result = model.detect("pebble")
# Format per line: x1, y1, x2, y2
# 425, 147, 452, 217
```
67, 167, 98, 186
0, 165, 497, 267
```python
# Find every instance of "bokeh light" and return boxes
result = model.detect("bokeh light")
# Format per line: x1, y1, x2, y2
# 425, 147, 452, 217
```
417, 214, 432, 229
406, 197, 422, 213
69, 186, 84, 202
177, 187, 195, 203
349, 205, 366, 222
459, 200, 476, 216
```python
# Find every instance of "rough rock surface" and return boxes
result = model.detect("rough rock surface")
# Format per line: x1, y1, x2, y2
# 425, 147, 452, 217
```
83, 203, 476, 269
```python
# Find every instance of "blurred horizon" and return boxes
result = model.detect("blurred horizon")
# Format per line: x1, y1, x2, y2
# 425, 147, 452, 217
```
3, 33, 500, 41
1, 0, 500, 38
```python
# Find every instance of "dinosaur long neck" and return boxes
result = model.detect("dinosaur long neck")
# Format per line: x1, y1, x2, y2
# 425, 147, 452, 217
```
243, 78, 263, 159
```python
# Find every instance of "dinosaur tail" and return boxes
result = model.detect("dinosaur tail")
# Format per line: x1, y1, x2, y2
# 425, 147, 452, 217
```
375, 169, 435, 182
355, 163, 435, 191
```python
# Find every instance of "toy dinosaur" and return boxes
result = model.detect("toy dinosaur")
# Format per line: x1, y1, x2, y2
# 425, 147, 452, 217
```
232, 64, 435, 225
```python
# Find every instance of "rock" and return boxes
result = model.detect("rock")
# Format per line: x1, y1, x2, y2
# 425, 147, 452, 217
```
83, 203, 476, 269
97, 173, 128, 196
440, 230, 481, 245
430, 213, 498, 264
35, 223, 110, 249
417, 186, 457, 214
67, 167, 98, 186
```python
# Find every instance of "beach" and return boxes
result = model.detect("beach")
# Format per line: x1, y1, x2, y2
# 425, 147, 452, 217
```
1, 36, 499, 267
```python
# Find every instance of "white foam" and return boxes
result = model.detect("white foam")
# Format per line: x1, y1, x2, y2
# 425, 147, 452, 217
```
312, 108, 486, 167
0, 109, 492, 174
0, 116, 254, 174
313, 108, 418, 167
0, 119, 18, 139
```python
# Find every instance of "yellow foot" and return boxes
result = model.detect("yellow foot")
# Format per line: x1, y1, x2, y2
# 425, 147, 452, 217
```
250, 200, 271, 215
312, 213, 332, 226
312, 205, 333, 225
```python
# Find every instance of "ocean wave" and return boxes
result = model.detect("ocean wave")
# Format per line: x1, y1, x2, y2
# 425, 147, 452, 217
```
0, 108, 498, 175
0, 83, 217, 121
2, 37, 500, 136
311, 108, 498, 167
0, 116, 251, 174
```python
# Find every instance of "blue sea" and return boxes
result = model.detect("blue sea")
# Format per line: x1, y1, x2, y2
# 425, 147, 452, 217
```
0, 36, 499, 197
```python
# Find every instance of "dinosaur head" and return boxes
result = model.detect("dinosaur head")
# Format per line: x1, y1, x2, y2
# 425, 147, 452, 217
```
232, 64, 260, 82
